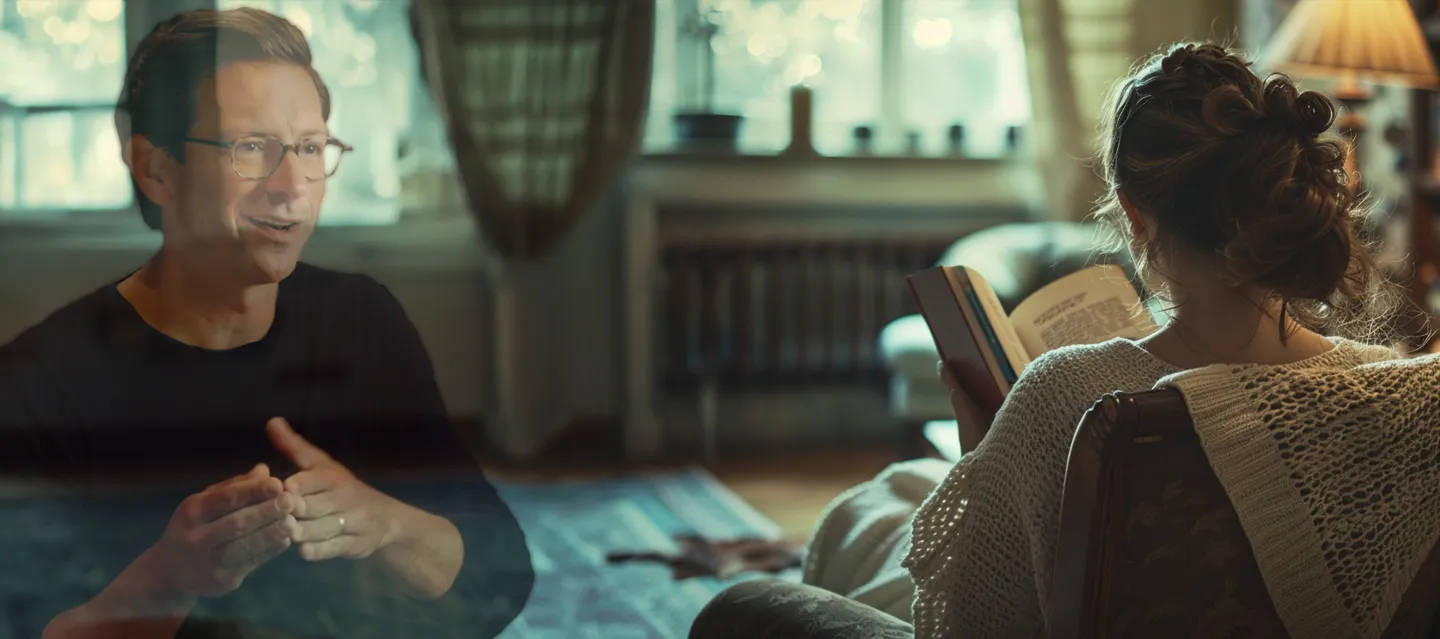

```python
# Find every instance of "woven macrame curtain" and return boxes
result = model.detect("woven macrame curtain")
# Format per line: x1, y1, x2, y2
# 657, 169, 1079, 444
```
410, 0, 653, 259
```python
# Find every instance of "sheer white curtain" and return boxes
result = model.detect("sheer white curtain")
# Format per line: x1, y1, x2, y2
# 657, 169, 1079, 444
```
1015, 0, 1239, 221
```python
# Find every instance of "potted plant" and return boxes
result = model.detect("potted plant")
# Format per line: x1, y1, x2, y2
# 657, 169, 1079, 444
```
673, 7, 743, 151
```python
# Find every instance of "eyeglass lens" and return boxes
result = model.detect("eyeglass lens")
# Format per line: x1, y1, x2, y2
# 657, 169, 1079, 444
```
232, 136, 344, 180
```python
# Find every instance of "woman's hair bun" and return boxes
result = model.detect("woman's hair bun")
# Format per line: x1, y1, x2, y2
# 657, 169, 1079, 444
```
1263, 78, 1336, 139
1094, 42, 1390, 340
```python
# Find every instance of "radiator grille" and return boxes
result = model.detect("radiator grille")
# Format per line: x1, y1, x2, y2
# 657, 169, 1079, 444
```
658, 238, 952, 391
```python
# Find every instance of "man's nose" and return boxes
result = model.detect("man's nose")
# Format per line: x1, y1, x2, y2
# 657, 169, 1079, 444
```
265, 149, 310, 203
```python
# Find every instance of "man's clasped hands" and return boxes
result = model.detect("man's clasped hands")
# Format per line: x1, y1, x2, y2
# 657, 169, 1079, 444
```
142, 417, 405, 599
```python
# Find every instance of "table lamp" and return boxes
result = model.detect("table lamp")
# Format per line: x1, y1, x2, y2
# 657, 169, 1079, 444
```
1261, 0, 1439, 182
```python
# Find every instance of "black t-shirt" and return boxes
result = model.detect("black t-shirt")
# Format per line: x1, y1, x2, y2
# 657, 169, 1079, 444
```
0, 263, 533, 638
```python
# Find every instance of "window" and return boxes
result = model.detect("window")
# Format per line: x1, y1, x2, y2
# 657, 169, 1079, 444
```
647, 0, 1031, 157
0, 0, 454, 225
0, 0, 130, 215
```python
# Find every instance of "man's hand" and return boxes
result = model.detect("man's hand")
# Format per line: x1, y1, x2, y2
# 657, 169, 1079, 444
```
266, 417, 404, 561
147, 463, 301, 598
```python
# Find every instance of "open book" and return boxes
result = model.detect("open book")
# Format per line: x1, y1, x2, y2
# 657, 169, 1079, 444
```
907, 263, 1159, 427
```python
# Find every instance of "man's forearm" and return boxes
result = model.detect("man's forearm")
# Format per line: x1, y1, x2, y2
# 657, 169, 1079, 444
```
43, 547, 195, 639
373, 501, 464, 599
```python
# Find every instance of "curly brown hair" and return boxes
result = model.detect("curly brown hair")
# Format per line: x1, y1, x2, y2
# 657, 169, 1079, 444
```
1093, 42, 1412, 344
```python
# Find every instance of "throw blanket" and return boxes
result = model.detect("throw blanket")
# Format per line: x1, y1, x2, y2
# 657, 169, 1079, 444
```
803, 459, 952, 621
1160, 354, 1440, 639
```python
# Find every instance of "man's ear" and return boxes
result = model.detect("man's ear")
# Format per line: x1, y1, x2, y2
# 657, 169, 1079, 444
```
128, 135, 175, 206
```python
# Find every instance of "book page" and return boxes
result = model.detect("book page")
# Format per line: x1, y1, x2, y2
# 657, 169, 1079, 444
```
963, 267, 1033, 378
1008, 265, 1158, 358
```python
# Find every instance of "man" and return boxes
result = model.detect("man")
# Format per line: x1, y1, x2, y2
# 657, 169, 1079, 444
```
0, 8, 532, 639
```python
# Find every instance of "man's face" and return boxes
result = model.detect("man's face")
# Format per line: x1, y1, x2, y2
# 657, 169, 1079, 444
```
159, 61, 328, 284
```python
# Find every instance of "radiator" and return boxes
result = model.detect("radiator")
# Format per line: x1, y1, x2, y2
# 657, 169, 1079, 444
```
658, 238, 953, 391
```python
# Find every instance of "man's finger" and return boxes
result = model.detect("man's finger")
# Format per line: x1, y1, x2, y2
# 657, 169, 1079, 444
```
193, 492, 296, 547
282, 469, 339, 500
298, 535, 358, 562
290, 489, 343, 520
192, 477, 283, 523
266, 417, 331, 470
204, 463, 270, 493
217, 516, 295, 576
290, 514, 348, 543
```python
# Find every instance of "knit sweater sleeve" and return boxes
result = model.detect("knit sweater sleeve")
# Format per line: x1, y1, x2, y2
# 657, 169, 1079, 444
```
904, 343, 1167, 638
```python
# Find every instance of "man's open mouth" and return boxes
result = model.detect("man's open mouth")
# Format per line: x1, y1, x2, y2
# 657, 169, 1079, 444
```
246, 217, 299, 231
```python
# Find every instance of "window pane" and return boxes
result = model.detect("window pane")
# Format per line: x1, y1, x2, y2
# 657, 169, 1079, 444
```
0, 0, 124, 104
902, 0, 1030, 157
0, 0, 129, 214
16, 107, 128, 209
220, 0, 424, 226
650, 0, 882, 155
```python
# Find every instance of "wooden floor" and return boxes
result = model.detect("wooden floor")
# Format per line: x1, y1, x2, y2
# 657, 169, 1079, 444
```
488, 449, 900, 541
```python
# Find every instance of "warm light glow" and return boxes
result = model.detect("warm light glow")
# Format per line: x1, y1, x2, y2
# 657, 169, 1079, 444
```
1261, 0, 1439, 88
815, 0, 864, 21
84, 0, 122, 22
42, 16, 62, 41
16, 0, 44, 19
282, 5, 314, 37
746, 34, 767, 57
912, 18, 953, 50
65, 21, 91, 45
799, 53, 822, 77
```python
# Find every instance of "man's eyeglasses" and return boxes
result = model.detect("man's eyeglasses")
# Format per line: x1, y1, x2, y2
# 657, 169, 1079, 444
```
184, 135, 353, 181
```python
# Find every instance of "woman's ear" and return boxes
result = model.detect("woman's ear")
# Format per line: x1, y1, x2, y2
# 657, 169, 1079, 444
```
1117, 191, 1155, 244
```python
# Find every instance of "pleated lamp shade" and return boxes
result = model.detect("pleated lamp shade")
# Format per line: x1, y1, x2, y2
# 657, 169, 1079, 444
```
1260, 0, 1440, 89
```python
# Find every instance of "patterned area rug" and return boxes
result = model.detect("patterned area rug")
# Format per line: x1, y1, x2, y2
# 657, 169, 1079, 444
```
494, 468, 801, 638
0, 468, 798, 639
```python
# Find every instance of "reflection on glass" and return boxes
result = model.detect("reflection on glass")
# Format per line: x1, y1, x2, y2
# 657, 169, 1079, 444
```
902, 0, 1030, 157
651, 0, 882, 154
0, 0, 128, 213
647, 0, 1031, 158
220, 0, 425, 225
0, 0, 124, 104
20, 109, 128, 209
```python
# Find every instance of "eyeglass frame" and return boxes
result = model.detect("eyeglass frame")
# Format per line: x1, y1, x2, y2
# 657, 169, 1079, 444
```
183, 134, 354, 182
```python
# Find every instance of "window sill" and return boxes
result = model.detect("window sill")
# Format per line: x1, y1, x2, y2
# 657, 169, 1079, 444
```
0, 213, 489, 268
630, 152, 1042, 210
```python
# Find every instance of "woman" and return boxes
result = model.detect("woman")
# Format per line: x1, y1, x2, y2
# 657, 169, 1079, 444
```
802, 42, 1440, 639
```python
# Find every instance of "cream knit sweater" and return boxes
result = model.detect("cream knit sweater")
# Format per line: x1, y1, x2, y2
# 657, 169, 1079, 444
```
903, 336, 1434, 638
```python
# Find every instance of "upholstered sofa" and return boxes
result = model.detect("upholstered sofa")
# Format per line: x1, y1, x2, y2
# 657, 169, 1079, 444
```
878, 221, 1134, 445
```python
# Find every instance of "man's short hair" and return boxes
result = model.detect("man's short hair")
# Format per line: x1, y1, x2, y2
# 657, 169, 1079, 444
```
117, 8, 332, 230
